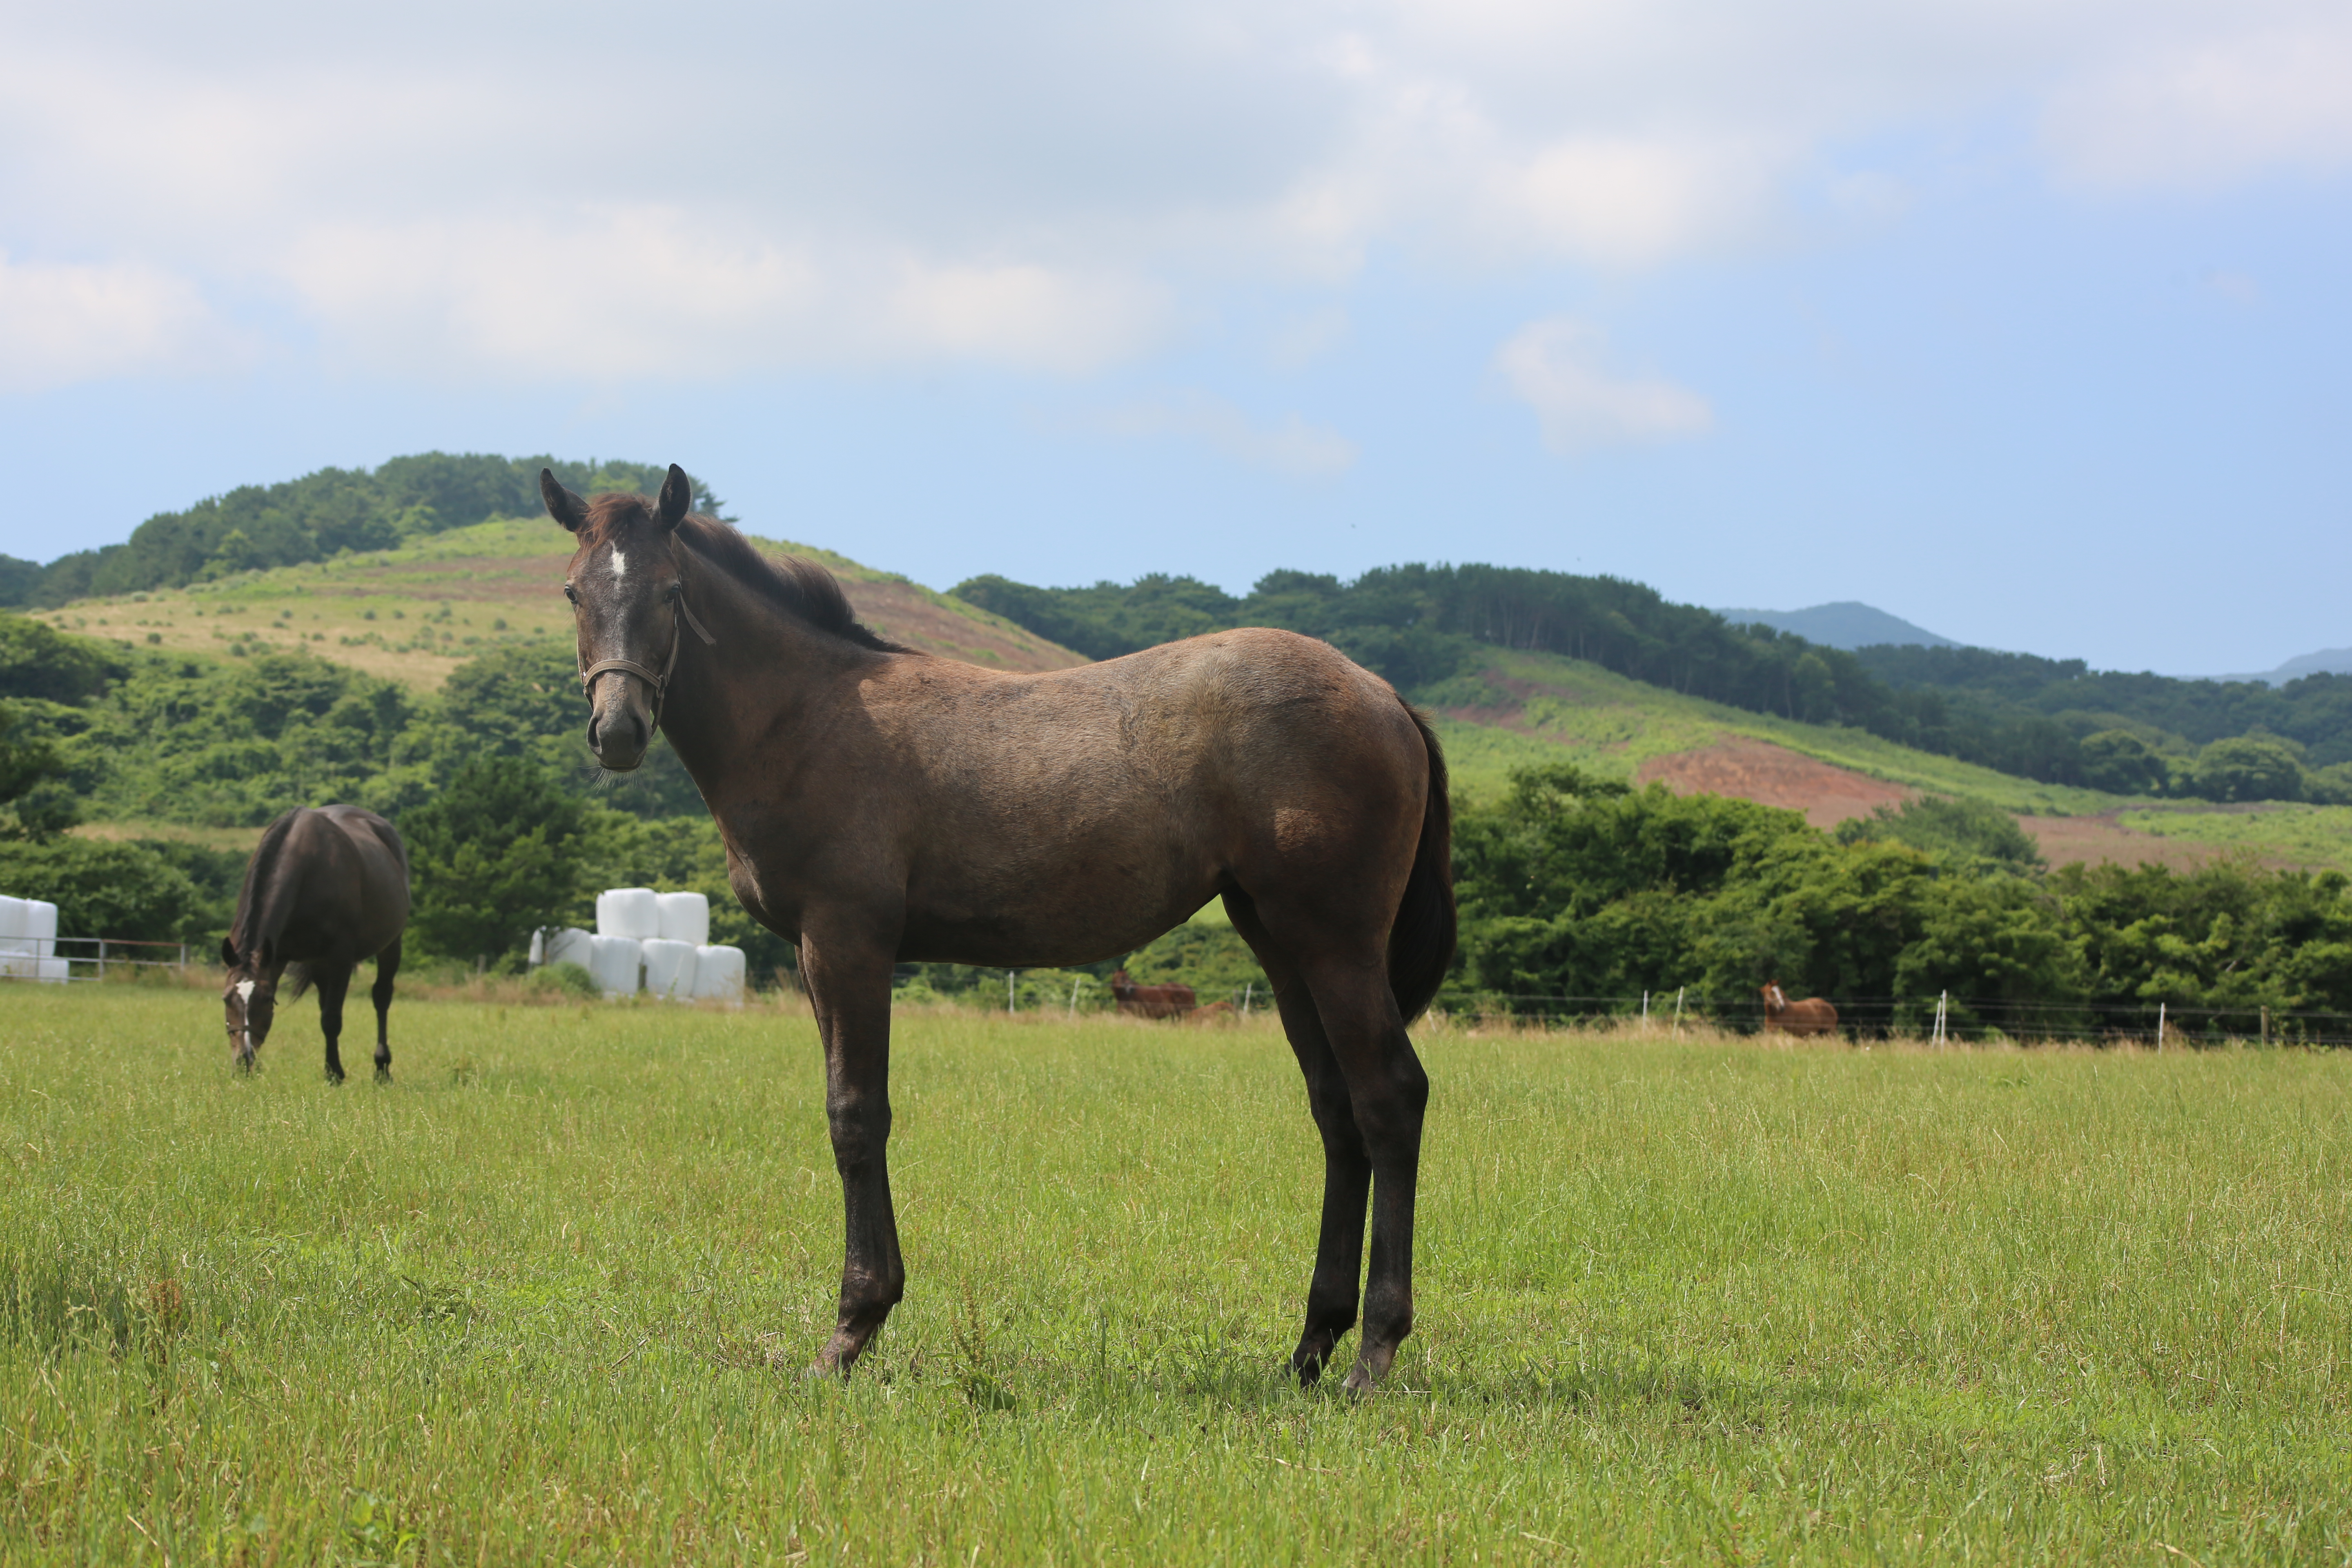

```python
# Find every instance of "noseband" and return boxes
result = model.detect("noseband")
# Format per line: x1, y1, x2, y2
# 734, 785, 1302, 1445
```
577, 584, 717, 732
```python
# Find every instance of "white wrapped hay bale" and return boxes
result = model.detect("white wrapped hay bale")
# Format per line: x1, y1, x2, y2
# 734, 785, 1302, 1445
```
23, 900, 56, 958
588, 934, 644, 997
0, 895, 28, 958
34, 957, 68, 984
655, 891, 710, 946
541, 927, 593, 970
0, 895, 30, 977
691, 944, 746, 1003
595, 888, 661, 940
642, 938, 699, 1000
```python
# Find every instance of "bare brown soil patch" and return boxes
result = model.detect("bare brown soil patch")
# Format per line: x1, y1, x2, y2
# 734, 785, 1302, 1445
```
1637, 737, 1911, 828
2018, 814, 2281, 873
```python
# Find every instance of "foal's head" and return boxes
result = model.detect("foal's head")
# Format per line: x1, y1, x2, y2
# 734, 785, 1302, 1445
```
219, 938, 279, 1068
543, 464, 695, 772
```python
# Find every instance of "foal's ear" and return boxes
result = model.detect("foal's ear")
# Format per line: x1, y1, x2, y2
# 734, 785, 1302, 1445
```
541, 468, 590, 533
218, 937, 236, 969
656, 463, 692, 532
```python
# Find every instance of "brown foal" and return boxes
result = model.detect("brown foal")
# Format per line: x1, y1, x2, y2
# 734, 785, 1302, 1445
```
548, 465, 1454, 1392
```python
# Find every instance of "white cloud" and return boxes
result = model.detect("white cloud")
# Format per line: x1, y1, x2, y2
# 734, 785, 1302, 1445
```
0, 251, 238, 392
0, 1, 2347, 385
1094, 393, 1359, 477
2043, 17, 2352, 188
1495, 317, 1713, 453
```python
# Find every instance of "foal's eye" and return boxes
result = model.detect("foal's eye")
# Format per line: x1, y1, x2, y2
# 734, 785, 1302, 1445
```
562, 584, 578, 604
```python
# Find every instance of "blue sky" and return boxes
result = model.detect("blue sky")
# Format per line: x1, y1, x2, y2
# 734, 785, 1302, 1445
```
3, 0, 2347, 674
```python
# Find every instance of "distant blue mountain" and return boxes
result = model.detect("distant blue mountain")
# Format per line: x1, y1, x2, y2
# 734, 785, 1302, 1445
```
1716, 601, 1960, 651
2206, 646, 2352, 685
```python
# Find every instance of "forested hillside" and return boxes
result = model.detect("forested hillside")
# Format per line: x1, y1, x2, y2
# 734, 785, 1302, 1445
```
0, 452, 724, 607
958, 568, 2352, 804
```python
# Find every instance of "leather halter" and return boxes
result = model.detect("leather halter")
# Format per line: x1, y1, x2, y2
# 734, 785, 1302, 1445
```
577, 581, 717, 732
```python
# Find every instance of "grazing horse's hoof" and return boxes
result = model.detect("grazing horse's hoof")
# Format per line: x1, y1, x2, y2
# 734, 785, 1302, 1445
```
325, 1069, 345, 1086
1341, 1342, 1398, 1394
374, 1066, 392, 1084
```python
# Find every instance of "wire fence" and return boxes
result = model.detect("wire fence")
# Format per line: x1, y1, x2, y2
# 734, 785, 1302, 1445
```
0, 936, 195, 984
1429, 987, 2352, 1046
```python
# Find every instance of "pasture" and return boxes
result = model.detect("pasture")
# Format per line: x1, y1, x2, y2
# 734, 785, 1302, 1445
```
3, 986, 2348, 1564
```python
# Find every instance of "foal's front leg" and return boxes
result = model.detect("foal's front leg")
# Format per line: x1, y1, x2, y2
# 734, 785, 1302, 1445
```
798, 929, 906, 1376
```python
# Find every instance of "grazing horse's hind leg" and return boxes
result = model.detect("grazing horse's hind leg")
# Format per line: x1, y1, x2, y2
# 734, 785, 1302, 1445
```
371, 938, 401, 1081
1228, 892, 1370, 1386
797, 925, 906, 1376
314, 962, 355, 1085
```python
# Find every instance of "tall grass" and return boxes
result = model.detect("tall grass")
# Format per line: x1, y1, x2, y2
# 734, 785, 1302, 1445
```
2, 989, 2346, 1563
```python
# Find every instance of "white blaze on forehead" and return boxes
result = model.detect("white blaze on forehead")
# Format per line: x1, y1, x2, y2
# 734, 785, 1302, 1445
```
609, 548, 628, 582
235, 979, 255, 1002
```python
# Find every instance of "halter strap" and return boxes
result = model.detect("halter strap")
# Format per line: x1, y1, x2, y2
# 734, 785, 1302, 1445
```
578, 592, 717, 732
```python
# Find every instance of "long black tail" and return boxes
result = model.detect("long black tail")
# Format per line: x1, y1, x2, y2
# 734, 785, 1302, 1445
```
1387, 705, 1456, 1024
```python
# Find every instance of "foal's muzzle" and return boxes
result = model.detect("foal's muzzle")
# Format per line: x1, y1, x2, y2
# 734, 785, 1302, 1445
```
586, 675, 655, 771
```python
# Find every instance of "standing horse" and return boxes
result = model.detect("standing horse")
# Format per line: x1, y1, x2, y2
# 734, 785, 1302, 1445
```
1760, 981, 1838, 1037
220, 805, 410, 1082
547, 466, 1454, 1392
1109, 969, 1197, 1020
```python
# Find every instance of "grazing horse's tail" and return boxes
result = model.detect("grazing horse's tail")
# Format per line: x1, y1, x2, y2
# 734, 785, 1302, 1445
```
1387, 704, 1457, 1024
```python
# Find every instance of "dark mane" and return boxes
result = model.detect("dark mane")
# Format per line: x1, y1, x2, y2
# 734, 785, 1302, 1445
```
582, 495, 905, 653
230, 808, 303, 955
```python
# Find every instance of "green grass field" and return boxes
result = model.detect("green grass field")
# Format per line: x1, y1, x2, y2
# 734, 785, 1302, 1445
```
4, 985, 2348, 1564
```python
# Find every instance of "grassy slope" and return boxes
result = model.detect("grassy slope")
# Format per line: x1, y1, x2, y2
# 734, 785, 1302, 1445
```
29, 516, 1082, 692
1427, 650, 2352, 872
38, 523, 2352, 870
3, 987, 2345, 1563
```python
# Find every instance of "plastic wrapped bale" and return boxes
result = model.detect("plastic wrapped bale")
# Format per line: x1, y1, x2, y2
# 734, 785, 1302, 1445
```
691, 944, 746, 1003
595, 888, 661, 940
23, 900, 56, 958
541, 927, 594, 970
0, 895, 29, 978
642, 938, 699, 1000
654, 891, 710, 946
34, 957, 68, 984
588, 935, 644, 997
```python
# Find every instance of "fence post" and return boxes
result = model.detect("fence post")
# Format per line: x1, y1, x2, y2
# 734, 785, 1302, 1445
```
97, 938, 106, 980
1069, 977, 1081, 1019
1242, 981, 1253, 1018
1641, 990, 1649, 1030
2261, 1005, 2269, 1046
1008, 970, 1017, 1014
1673, 987, 1684, 1037
2156, 1001, 2165, 1051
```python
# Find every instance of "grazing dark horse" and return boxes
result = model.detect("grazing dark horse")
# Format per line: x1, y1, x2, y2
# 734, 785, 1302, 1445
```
547, 466, 1454, 1392
220, 805, 410, 1082
1760, 981, 1838, 1037
1110, 968, 1198, 1020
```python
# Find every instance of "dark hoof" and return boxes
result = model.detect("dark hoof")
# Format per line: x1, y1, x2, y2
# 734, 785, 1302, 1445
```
374, 1066, 392, 1084
325, 1070, 345, 1086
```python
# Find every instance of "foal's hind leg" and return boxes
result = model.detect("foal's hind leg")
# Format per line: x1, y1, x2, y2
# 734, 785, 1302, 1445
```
314, 962, 355, 1085
1227, 892, 1370, 1386
370, 938, 401, 1081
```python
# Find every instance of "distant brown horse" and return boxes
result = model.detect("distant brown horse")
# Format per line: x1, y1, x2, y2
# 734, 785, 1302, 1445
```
220, 805, 410, 1081
547, 466, 1454, 1392
1761, 982, 1838, 1037
1110, 969, 1197, 1019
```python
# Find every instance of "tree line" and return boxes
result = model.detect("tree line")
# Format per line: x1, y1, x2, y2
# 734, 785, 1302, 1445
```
955, 567, 2352, 804
1448, 763, 2352, 1040
0, 452, 726, 608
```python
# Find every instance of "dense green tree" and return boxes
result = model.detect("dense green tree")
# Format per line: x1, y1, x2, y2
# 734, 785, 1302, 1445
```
1834, 795, 2046, 871
0, 703, 75, 838
2190, 735, 2306, 802
400, 756, 585, 961
0, 839, 210, 942
0, 612, 127, 703
2078, 729, 2171, 795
